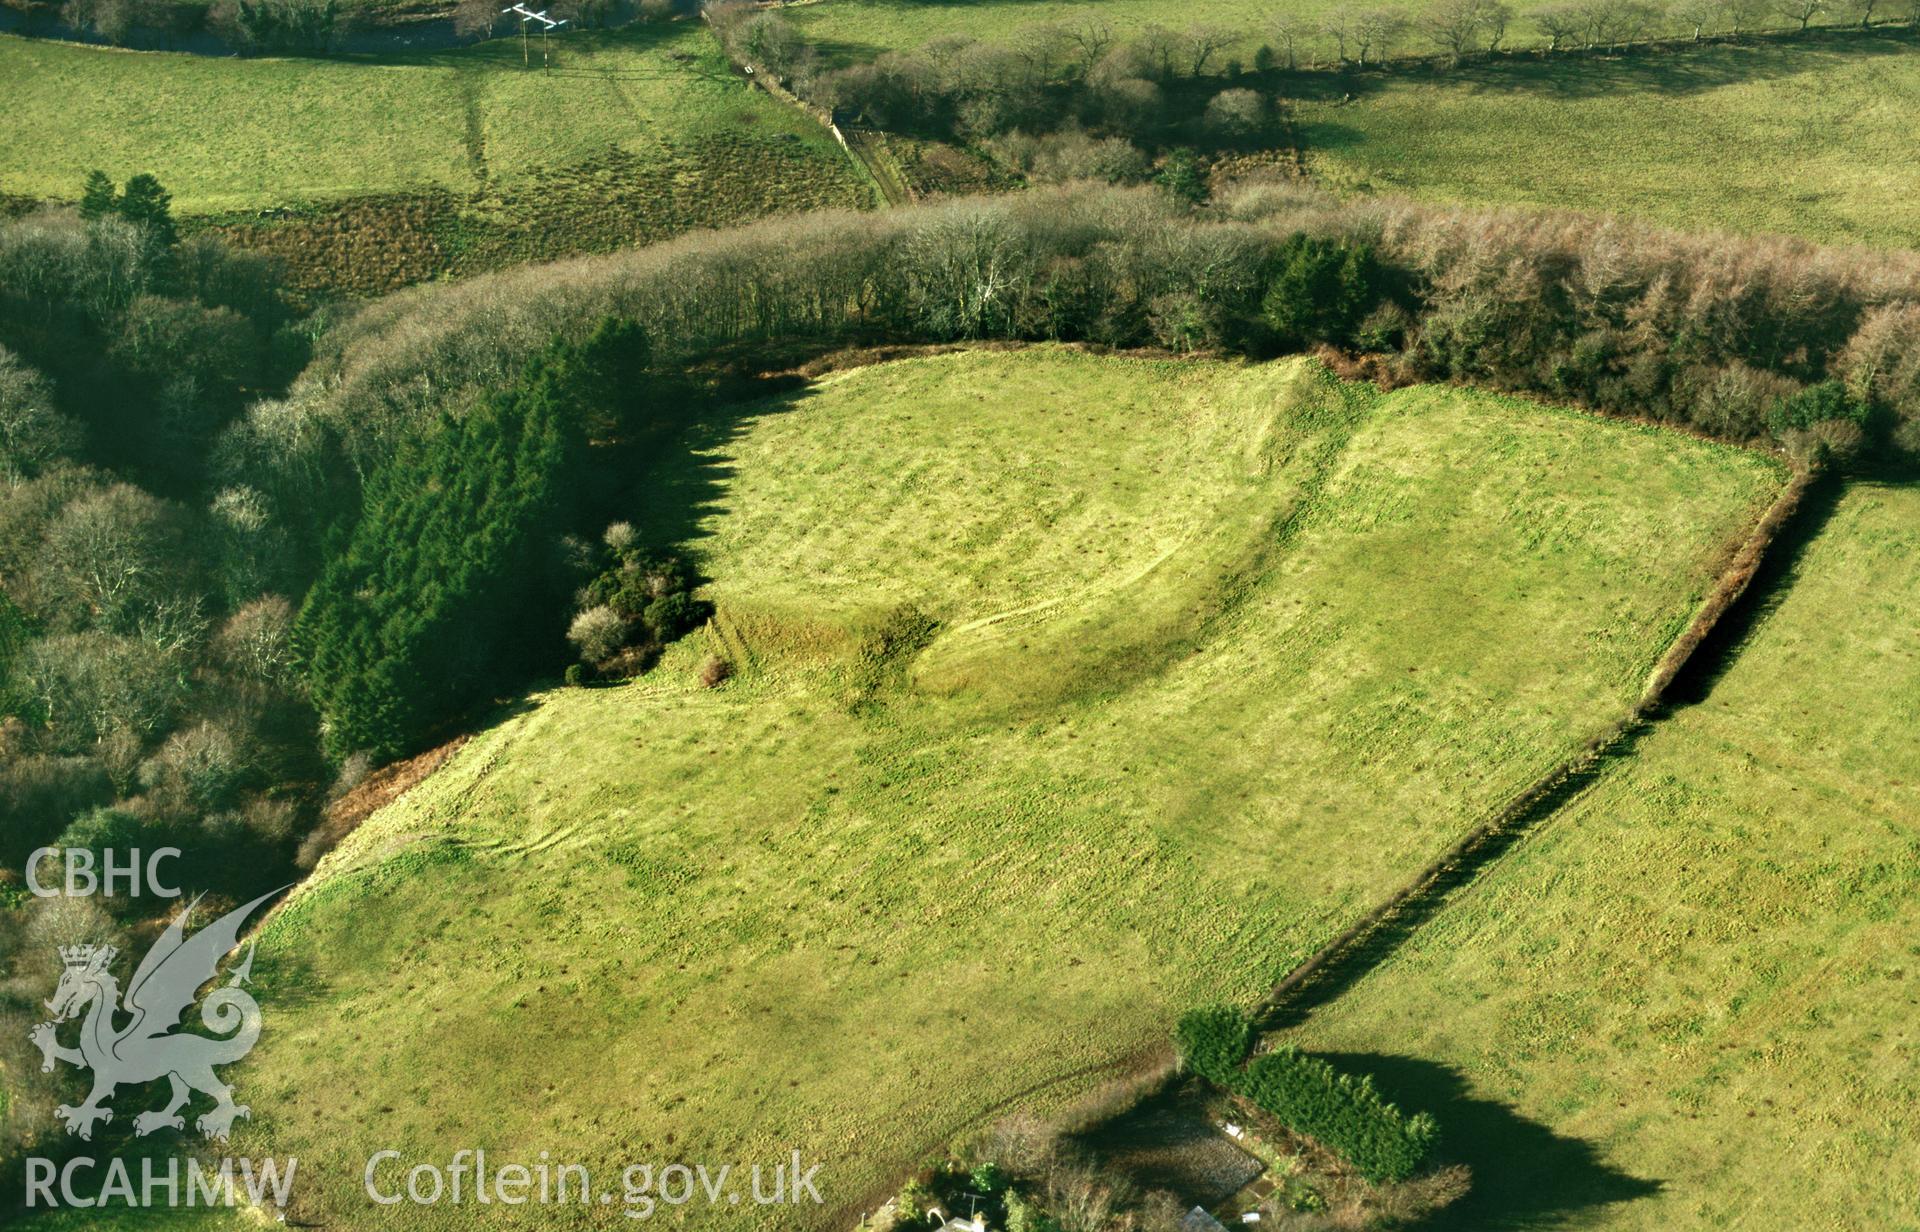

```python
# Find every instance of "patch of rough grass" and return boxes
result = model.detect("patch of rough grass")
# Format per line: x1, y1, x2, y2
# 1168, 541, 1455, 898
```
0, 26, 871, 289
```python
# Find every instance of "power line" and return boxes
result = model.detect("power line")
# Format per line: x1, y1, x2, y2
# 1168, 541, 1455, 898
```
502, 3, 567, 70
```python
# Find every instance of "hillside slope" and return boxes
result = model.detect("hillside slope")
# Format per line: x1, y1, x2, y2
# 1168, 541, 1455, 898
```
0, 27, 873, 291
231, 348, 1782, 1228
1289, 480, 1920, 1230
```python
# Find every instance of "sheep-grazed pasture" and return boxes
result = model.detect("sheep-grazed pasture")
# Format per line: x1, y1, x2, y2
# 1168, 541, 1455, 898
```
1287, 480, 1920, 1230
198, 348, 1782, 1229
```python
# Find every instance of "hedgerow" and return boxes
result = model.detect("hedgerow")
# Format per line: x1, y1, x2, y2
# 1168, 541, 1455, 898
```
1176, 1004, 1255, 1084
274, 184, 1920, 490
1239, 1047, 1440, 1184
1178, 1005, 1438, 1184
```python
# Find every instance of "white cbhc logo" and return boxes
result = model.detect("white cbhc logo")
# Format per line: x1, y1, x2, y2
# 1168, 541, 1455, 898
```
25, 847, 183, 898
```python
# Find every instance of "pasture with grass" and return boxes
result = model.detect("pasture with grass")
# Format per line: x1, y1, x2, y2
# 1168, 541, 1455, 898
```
0, 25, 873, 290
217, 347, 1782, 1228
7, 13, 1920, 1226
1286, 480, 1920, 1229
1297, 34, 1920, 249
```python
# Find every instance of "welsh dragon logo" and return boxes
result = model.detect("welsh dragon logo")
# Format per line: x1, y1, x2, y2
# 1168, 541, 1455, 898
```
28, 887, 284, 1143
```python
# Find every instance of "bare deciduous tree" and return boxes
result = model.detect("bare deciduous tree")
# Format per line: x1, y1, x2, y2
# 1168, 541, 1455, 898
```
1011, 21, 1075, 80
1421, 0, 1514, 63
1535, 1, 1587, 46
1204, 87, 1268, 139
0, 349, 80, 488
1269, 14, 1308, 66
567, 605, 630, 664
452, 0, 499, 39
1181, 22, 1236, 75
1060, 14, 1115, 78
214, 596, 297, 686
1670, 0, 1725, 37
1354, 8, 1412, 62
39, 484, 184, 634
1580, 0, 1663, 50
1321, 6, 1356, 60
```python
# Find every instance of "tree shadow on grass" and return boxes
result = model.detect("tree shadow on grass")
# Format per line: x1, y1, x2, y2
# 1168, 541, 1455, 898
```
1316, 1052, 1662, 1229
1659, 470, 1848, 709
1280, 28, 1916, 107
618, 367, 823, 570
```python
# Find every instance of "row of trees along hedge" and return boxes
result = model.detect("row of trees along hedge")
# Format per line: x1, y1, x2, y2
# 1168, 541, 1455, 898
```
292, 318, 650, 760
279, 184, 1920, 484
1177, 1006, 1439, 1183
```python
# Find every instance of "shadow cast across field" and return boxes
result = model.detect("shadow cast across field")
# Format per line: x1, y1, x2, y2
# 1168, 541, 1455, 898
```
1259, 464, 1850, 1035
1317, 1053, 1662, 1229
1260, 720, 1653, 1031
1660, 470, 1850, 707
621, 372, 820, 565
1283, 28, 1917, 108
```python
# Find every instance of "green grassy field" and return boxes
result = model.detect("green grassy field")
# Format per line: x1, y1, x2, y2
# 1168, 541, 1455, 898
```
0, 26, 874, 290
0, 25, 858, 211
164, 348, 1785, 1228
1287, 480, 1920, 1230
786, 0, 1874, 70
1297, 35, 1920, 249
788, 0, 1286, 65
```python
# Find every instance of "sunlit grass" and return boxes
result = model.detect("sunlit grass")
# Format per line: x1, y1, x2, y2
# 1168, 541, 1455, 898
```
198, 349, 1778, 1229
1298, 34, 1920, 248
0, 24, 860, 214
1288, 480, 1920, 1229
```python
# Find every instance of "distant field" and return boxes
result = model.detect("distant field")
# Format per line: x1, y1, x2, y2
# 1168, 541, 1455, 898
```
0, 25, 861, 211
1297, 35, 1920, 249
195, 349, 1782, 1228
789, 0, 1284, 64
787, 0, 1873, 67
0, 26, 873, 290
1288, 481, 1920, 1229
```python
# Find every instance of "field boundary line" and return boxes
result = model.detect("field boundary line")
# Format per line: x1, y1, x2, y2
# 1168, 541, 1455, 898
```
699, 10, 909, 207
1255, 462, 1814, 1028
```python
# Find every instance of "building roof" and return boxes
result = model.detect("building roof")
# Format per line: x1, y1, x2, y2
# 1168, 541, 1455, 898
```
1180, 1208, 1229, 1232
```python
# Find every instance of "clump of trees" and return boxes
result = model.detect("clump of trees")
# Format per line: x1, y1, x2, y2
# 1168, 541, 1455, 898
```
563, 524, 707, 679
1179, 1006, 1440, 1184
0, 187, 309, 878
294, 318, 677, 759
708, 5, 1278, 180
1262, 233, 1384, 348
